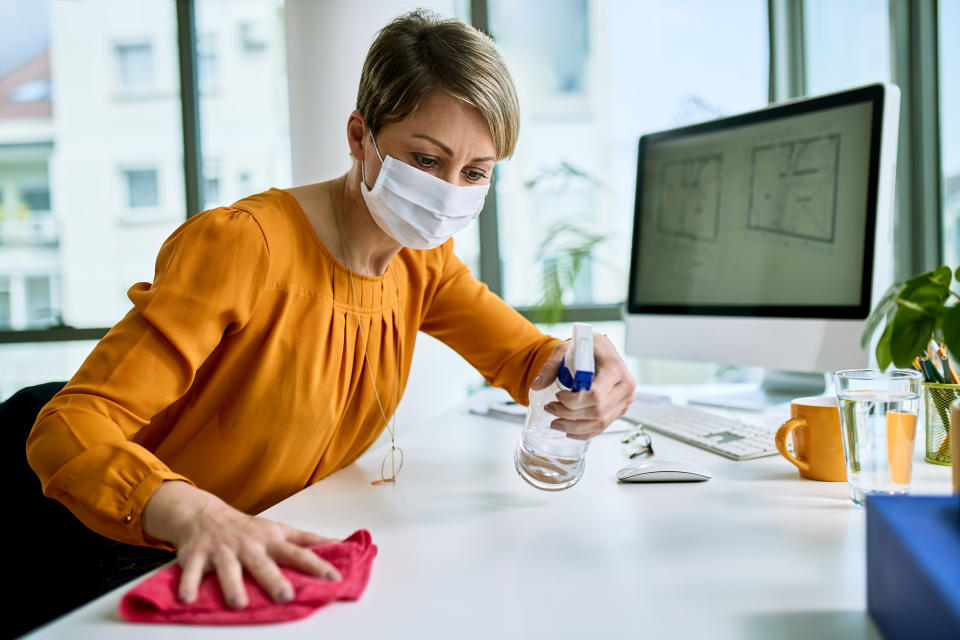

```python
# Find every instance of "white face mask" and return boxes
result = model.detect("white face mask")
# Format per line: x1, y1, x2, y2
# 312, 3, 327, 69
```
360, 132, 490, 250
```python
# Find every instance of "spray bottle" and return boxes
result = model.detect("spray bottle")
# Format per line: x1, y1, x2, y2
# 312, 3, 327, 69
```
515, 323, 594, 490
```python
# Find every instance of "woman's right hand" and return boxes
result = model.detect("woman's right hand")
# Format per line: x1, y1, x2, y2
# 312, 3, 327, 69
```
142, 480, 341, 608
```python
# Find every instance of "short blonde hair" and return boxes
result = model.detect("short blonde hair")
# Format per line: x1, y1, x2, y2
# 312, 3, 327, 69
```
356, 10, 520, 160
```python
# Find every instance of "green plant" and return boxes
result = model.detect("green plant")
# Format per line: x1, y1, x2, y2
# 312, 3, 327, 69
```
522, 162, 609, 325
533, 223, 605, 324
863, 265, 960, 369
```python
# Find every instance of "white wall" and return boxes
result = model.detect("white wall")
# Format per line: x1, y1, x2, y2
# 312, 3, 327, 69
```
284, 1, 482, 427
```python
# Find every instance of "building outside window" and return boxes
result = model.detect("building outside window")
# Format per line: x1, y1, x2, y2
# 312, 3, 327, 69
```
196, 0, 290, 210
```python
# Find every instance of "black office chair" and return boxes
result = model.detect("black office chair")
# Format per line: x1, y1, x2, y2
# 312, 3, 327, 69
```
1, 382, 173, 639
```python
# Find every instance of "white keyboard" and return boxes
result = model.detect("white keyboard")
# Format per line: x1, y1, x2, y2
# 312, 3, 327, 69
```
622, 400, 779, 461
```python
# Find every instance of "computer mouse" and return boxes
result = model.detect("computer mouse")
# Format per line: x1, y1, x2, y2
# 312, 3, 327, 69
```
616, 459, 711, 483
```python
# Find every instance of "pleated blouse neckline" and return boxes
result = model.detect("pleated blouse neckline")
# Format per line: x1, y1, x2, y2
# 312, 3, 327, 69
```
271, 187, 401, 315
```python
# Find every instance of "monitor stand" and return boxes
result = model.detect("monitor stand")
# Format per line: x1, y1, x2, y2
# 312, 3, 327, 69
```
688, 370, 828, 412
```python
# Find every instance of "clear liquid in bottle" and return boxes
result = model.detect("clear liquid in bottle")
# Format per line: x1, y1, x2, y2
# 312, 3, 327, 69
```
514, 323, 593, 491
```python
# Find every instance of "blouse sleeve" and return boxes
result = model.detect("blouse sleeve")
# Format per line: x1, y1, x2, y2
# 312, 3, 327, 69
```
419, 242, 561, 405
26, 208, 270, 548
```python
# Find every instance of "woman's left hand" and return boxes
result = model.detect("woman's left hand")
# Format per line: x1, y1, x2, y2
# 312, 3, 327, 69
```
531, 333, 636, 440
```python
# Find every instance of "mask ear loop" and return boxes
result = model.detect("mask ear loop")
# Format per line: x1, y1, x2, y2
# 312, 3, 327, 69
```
361, 129, 385, 191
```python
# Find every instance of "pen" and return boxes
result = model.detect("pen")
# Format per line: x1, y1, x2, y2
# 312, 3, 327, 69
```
920, 357, 945, 384
927, 340, 944, 378
937, 343, 959, 385
912, 357, 923, 375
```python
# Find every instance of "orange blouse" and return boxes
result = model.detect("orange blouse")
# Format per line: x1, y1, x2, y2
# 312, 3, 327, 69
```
26, 188, 559, 548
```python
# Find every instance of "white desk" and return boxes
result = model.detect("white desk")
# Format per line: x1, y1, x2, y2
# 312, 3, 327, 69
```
26, 386, 954, 639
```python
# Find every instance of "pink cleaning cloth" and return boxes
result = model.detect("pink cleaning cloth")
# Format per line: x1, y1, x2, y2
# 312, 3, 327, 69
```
119, 529, 377, 625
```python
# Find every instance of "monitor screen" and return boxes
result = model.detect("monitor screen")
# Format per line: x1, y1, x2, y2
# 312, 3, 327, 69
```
628, 85, 884, 319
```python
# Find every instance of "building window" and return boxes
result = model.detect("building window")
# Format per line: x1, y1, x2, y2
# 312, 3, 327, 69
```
25, 274, 54, 327
237, 170, 251, 194
0, 277, 9, 330
9, 79, 52, 103
20, 185, 51, 213
122, 168, 159, 208
239, 22, 268, 51
203, 160, 220, 209
115, 42, 155, 91
197, 33, 218, 92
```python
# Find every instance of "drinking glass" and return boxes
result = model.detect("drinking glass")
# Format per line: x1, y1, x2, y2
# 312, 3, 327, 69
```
834, 369, 922, 506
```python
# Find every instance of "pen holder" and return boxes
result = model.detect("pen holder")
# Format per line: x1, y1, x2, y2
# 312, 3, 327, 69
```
952, 401, 960, 493
921, 382, 956, 465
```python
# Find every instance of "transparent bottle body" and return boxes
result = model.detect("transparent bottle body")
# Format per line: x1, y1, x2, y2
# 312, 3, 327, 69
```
514, 380, 589, 490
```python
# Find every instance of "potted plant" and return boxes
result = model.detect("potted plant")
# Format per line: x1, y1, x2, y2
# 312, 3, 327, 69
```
863, 265, 960, 463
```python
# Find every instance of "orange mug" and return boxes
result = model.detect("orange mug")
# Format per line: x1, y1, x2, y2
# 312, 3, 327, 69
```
775, 395, 847, 482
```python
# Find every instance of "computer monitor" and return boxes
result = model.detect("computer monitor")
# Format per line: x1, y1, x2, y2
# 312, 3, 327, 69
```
625, 83, 900, 406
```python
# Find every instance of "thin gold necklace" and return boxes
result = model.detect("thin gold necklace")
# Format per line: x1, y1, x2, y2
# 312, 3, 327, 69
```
329, 184, 404, 484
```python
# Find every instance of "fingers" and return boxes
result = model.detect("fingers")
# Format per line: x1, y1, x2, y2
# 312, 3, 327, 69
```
550, 379, 635, 420
212, 547, 248, 609
271, 541, 342, 582
177, 551, 206, 604
548, 379, 636, 439
241, 547, 295, 604
284, 526, 339, 548
280, 525, 341, 579
531, 341, 571, 390
163, 489, 347, 610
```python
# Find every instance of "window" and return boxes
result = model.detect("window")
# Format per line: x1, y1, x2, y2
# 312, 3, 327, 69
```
488, 0, 769, 308
20, 184, 51, 212
941, 0, 960, 268
123, 168, 160, 208
25, 274, 54, 326
9, 79, 52, 103
115, 42, 155, 91
805, 0, 890, 95
203, 161, 221, 209
197, 33, 218, 92
0, 277, 10, 330
195, 0, 290, 210
0, 0, 186, 333
239, 21, 268, 51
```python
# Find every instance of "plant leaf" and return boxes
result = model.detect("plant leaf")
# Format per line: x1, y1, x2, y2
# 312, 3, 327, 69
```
900, 281, 949, 308
876, 322, 894, 370
930, 265, 953, 287
862, 281, 903, 348
942, 303, 960, 363
890, 306, 937, 367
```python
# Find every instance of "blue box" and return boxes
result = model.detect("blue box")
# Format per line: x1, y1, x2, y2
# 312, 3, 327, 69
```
867, 495, 960, 640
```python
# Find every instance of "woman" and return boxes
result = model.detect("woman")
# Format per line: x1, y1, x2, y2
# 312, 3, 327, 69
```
26, 10, 635, 612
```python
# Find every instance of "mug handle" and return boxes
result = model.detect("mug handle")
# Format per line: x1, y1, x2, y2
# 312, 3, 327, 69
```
775, 417, 810, 473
